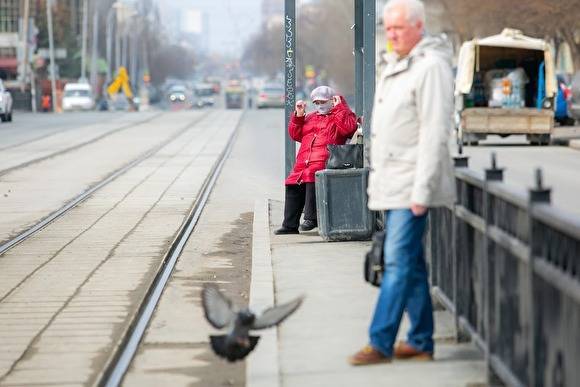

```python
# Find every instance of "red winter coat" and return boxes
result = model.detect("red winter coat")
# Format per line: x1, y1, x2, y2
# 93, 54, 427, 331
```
285, 96, 357, 185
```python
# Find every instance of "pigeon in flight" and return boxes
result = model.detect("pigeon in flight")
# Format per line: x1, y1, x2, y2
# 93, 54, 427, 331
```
201, 284, 304, 362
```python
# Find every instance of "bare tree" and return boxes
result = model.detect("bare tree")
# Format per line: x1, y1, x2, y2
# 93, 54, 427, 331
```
242, 0, 355, 94
429, 0, 580, 68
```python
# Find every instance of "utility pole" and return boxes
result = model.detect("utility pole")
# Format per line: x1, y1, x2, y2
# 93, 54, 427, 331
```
21, 0, 31, 93
47, 0, 58, 113
130, 20, 138, 92
115, 8, 121, 73
122, 31, 128, 68
80, 0, 89, 81
90, 6, 99, 92
106, 7, 114, 84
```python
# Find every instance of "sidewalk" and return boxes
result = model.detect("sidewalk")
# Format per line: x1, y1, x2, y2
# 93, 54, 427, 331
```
248, 199, 487, 387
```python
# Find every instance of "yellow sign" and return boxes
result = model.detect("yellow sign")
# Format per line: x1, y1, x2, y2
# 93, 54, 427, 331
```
107, 67, 133, 99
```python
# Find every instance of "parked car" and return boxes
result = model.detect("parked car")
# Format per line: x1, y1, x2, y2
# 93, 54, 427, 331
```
256, 85, 285, 108
62, 83, 94, 111
569, 71, 580, 124
109, 94, 131, 111
0, 79, 14, 122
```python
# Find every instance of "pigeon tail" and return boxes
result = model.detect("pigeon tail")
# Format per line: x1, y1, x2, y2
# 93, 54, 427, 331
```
209, 335, 260, 362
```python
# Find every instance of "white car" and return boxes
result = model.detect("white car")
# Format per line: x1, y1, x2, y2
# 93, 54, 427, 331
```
62, 83, 94, 111
0, 79, 13, 122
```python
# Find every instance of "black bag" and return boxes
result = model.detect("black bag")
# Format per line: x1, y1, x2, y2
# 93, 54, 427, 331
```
326, 144, 363, 169
364, 231, 386, 287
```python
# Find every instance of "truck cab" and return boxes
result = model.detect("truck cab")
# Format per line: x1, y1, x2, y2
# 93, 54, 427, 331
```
455, 29, 557, 145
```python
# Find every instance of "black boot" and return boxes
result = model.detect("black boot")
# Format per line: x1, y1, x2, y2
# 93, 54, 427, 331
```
299, 219, 317, 232
274, 226, 299, 235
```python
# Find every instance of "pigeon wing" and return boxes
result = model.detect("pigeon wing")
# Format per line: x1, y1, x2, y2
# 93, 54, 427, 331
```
202, 284, 235, 329
251, 296, 304, 330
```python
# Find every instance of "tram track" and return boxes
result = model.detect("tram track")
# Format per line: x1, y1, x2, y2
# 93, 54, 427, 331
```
0, 111, 209, 256
0, 113, 162, 177
0, 113, 125, 152
98, 111, 244, 387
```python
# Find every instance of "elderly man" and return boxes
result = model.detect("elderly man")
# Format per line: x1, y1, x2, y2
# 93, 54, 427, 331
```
349, 0, 455, 365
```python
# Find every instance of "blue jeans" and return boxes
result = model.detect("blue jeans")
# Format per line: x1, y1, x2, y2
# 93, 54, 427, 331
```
369, 209, 434, 357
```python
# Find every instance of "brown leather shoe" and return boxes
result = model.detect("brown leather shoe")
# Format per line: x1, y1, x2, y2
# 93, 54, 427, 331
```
394, 341, 433, 361
348, 345, 392, 366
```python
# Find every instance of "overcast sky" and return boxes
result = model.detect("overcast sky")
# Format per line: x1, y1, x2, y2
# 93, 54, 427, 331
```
157, 0, 263, 57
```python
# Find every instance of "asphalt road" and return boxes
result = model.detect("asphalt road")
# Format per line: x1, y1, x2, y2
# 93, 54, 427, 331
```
461, 134, 580, 218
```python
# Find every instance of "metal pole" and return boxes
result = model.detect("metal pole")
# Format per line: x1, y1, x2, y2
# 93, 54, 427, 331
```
284, 0, 297, 178
354, 0, 364, 117
106, 8, 113, 85
527, 169, 551, 387
362, 0, 375, 166
122, 32, 128, 68
81, 0, 89, 81
130, 20, 138, 92
483, 153, 504, 385
21, 0, 31, 93
115, 10, 121, 73
47, 0, 58, 113
90, 8, 99, 92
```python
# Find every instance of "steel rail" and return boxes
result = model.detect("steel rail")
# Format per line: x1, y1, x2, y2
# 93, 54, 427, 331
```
0, 112, 210, 256
99, 111, 244, 387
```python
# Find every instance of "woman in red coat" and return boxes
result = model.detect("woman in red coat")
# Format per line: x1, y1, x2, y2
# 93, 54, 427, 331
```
275, 86, 358, 235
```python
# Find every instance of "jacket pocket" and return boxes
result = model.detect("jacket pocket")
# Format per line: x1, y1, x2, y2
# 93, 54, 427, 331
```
384, 145, 418, 164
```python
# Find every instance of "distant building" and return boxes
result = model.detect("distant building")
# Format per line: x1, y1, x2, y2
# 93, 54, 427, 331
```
261, 0, 283, 29
182, 8, 209, 54
0, 0, 38, 80
262, 0, 283, 20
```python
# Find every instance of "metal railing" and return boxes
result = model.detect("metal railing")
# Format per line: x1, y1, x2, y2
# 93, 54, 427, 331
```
426, 152, 580, 387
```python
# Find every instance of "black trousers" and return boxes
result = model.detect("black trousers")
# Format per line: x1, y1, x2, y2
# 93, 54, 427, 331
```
282, 183, 317, 229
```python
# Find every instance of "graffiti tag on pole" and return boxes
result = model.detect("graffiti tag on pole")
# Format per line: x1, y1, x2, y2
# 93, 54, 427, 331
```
285, 15, 295, 108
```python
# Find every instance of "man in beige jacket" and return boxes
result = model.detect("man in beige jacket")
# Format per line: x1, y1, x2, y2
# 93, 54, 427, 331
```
349, 0, 456, 365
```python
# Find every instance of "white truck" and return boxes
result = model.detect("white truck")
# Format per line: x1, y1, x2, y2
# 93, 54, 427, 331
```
0, 79, 14, 122
455, 29, 557, 146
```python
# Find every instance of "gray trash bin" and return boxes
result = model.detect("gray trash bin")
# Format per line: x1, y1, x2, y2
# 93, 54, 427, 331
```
315, 168, 374, 241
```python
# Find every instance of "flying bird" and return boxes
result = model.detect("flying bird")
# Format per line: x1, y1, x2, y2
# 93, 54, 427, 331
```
201, 284, 304, 362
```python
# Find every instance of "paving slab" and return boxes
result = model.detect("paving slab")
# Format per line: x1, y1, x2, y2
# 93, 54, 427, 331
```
246, 199, 487, 387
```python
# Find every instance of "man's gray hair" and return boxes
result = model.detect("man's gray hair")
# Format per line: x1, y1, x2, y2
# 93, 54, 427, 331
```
383, 0, 426, 24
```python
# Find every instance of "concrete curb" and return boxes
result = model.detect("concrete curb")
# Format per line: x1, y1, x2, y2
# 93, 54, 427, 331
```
246, 199, 280, 387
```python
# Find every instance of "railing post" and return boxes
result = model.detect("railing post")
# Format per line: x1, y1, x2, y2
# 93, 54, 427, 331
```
452, 147, 469, 342
527, 168, 551, 387
483, 152, 503, 384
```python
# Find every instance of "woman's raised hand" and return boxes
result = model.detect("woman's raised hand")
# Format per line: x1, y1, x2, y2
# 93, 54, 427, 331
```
295, 100, 306, 117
